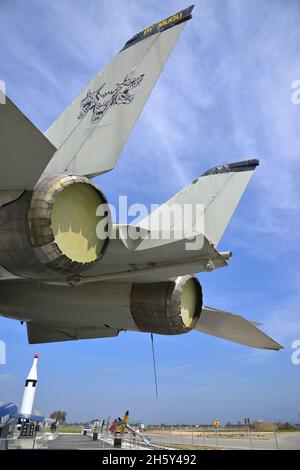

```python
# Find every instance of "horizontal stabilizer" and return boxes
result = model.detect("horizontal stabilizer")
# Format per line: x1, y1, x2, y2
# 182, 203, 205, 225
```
27, 322, 119, 344
42, 7, 193, 178
0, 96, 56, 190
195, 306, 282, 350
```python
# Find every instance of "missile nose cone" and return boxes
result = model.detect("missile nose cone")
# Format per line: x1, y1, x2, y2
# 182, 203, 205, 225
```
34, 353, 38, 358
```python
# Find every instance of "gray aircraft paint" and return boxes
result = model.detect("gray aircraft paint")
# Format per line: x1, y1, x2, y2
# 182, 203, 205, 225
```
0, 279, 282, 349
42, 23, 187, 178
0, 97, 56, 191
0, 7, 282, 351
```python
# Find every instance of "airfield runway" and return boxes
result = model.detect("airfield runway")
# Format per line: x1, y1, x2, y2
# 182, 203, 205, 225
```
148, 431, 300, 450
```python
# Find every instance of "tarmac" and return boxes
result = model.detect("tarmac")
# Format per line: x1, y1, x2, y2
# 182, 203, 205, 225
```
48, 434, 112, 450
47, 433, 156, 450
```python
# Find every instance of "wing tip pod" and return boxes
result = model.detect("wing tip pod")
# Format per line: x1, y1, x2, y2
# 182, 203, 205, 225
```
121, 4, 194, 51
201, 158, 260, 177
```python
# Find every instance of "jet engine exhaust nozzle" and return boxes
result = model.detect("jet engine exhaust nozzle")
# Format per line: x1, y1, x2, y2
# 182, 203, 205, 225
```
130, 275, 203, 335
0, 174, 110, 278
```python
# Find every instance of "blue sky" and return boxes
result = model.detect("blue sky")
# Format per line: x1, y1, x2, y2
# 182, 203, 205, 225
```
0, 0, 300, 424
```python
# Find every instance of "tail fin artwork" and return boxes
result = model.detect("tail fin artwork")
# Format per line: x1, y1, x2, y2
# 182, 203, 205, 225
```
42, 6, 194, 179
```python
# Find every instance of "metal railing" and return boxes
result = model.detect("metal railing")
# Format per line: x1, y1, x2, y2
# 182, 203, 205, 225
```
90, 431, 170, 450
146, 429, 284, 450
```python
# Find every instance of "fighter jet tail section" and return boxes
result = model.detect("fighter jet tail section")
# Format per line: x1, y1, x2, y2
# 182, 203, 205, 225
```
138, 159, 259, 248
42, 6, 194, 179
